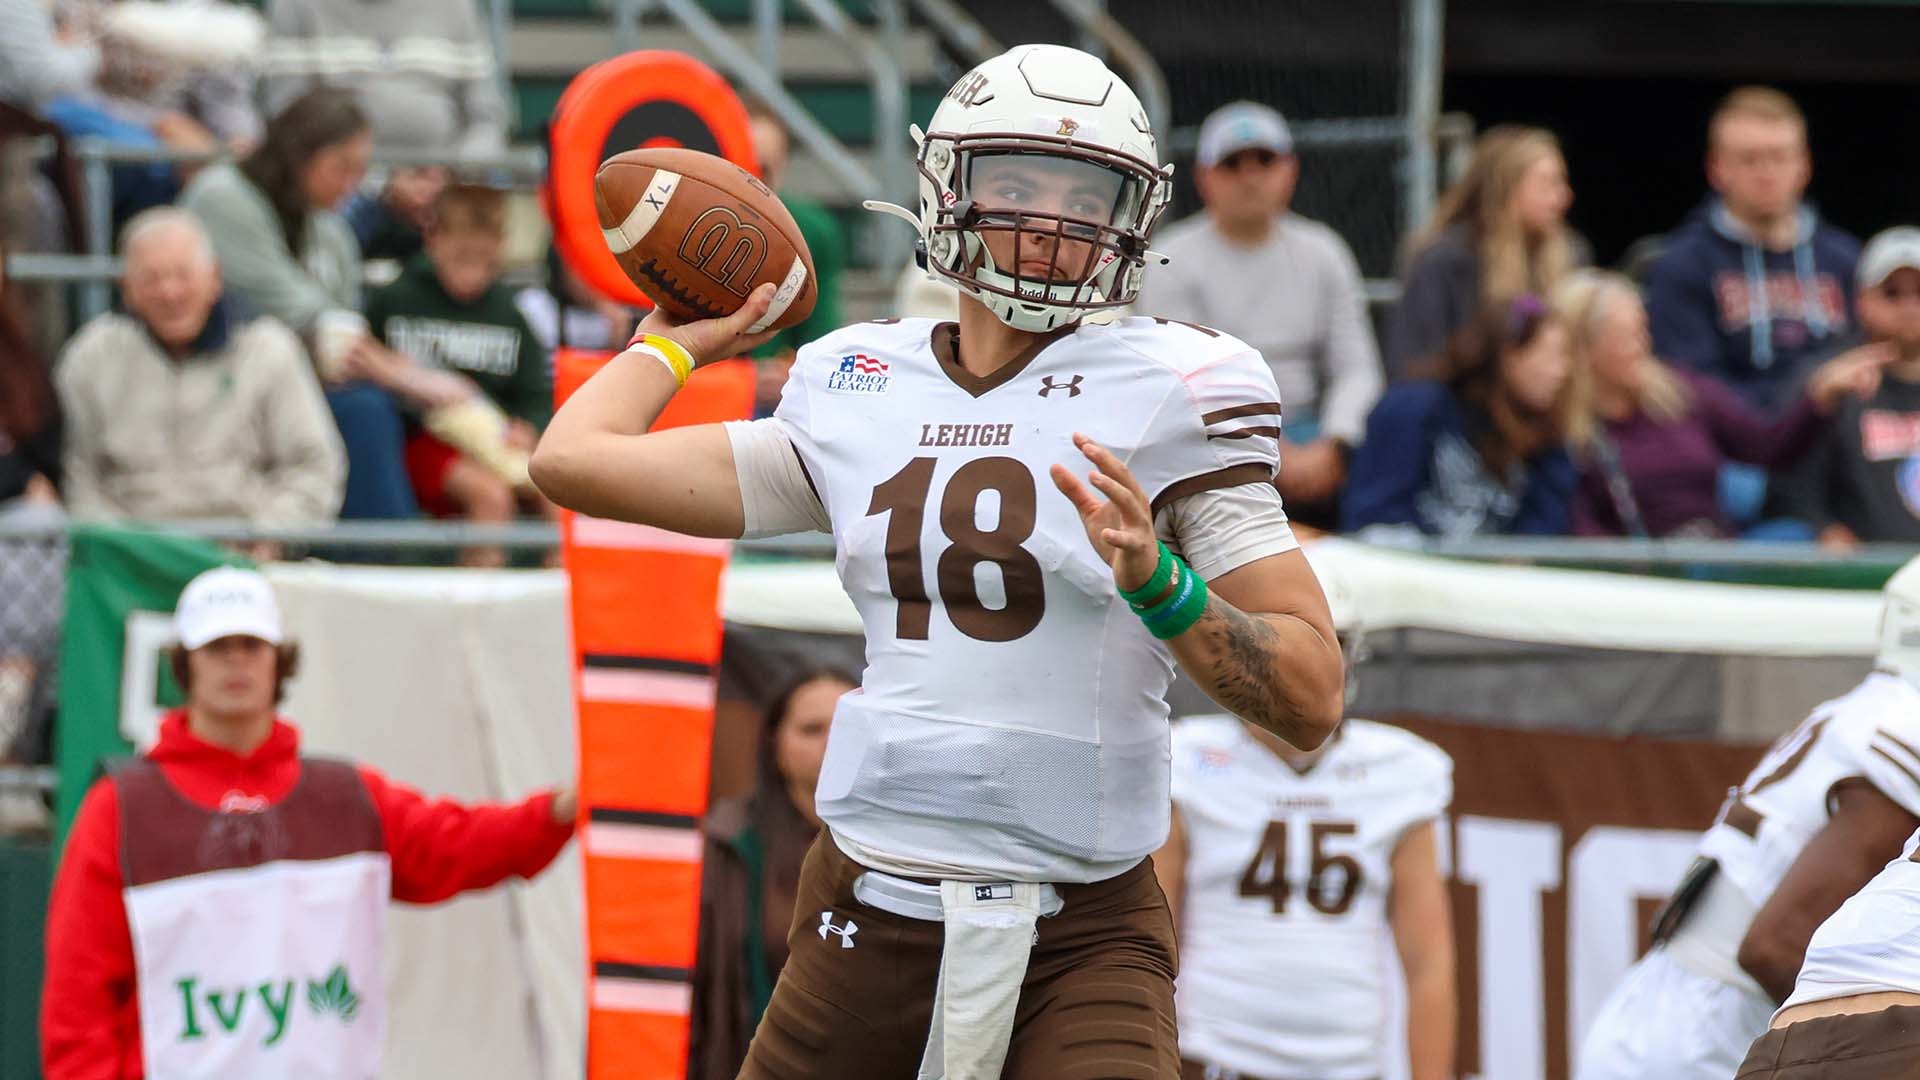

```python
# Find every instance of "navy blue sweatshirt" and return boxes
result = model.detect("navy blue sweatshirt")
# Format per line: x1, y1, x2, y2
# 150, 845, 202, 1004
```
1341, 380, 1575, 537
1644, 198, 1859, 416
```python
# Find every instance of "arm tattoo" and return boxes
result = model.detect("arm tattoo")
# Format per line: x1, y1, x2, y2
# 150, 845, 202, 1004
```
1189, 592, 1311, 744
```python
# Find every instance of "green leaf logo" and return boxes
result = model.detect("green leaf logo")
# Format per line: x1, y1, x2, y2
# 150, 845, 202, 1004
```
305, 964, 361, 1021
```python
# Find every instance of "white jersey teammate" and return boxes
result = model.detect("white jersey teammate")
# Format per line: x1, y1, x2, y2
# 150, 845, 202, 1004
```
1577, 558, 1920, 1080
1157, 714, 1455, 1080
533, 43, 1344, 1080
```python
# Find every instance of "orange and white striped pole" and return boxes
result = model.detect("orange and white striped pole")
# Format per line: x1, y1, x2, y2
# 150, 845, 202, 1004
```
555, 349, 757, 1080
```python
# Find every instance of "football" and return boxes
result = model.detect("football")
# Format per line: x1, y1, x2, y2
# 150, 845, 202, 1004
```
594, 147, 818, 332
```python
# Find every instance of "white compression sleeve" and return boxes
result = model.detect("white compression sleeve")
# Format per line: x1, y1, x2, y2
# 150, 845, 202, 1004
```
1158, 481, 1300, 580
723, 418, 831, 539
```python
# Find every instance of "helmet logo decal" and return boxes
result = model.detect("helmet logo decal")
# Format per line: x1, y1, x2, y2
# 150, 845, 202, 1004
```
949, 71, 994, 108
1056, 117, 1081, 137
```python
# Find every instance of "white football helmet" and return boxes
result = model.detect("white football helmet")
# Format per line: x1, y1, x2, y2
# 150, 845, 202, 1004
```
1879, 555, 1920, 686
866, 44, 1173, 332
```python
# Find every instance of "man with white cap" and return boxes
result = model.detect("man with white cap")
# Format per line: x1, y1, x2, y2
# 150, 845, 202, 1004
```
1770, 226, 1920, 547
41, 566, 577, 1079
1139, 100, 1383, 527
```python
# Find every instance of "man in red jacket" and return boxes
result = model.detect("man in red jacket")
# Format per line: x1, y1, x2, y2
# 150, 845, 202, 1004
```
41, 566, 578, 1079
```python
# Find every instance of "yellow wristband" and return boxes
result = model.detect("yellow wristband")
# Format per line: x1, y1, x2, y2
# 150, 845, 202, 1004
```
635, 333, 695, 388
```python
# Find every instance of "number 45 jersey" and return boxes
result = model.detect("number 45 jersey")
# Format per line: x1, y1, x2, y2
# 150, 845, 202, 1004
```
1170, 715, 1452, 1080
776, 316, 1296, 884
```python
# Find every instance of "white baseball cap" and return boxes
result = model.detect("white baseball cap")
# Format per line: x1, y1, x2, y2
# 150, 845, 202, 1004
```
174, 567, 283, 649
1196, 101, 1294, 167
1858, 226, 1920, 289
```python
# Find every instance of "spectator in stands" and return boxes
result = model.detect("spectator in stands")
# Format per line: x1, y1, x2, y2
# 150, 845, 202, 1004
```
1385, 126, 1584, 379
0, 236, 62, 800
179, 88, 425, 520
261, 0, 507, 157
690, 666, 854, 1080
516, 244, 634, 356
365, 183, 553, 565
1344, 295, 1576, 538
0, 0, 101, 111
1554, 268, 1880, 539
1139, 101, 1382, 526
1644, 87, 1858, 416
57, 208, 346, 531
41, 565, 576, 1078
1770, 228, 1920, 548
747, 101, 846, 416
344, 165, 448, 268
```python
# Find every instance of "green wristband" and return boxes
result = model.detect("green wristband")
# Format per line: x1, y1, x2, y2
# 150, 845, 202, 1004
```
1118, 542, 1176, 609
1141, 561, 1208, 640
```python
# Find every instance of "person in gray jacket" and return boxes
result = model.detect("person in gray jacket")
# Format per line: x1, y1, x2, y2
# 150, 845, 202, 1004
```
260, 0, 507, 157
57, 208, 345, 530
179, 88, 419, 518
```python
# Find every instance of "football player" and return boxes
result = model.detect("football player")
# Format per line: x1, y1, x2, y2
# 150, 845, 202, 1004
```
532, 43, 1343, 1080
1575, 556, 1920, 1080
1155, 695, 1455, 1080
1738, 825, 1920, 1077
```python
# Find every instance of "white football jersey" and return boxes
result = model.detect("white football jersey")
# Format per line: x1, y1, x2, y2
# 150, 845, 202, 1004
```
780, 316, 1293, 883
1695, 672, 1920, 954
1170, 715, 1452, 1080
1783, 826, 1920, 1010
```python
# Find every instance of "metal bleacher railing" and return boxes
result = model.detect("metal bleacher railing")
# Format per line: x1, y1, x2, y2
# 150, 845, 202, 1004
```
5, 141, 550, 320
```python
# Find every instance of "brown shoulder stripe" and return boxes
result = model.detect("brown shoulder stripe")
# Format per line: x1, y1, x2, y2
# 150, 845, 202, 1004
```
1879, 728, 1920, 766
1149, 462, 1274, 517
1200, 401, 1283, 426
1872, 745, 1920, 793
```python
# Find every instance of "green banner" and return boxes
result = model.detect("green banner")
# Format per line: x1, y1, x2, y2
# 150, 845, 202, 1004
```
55, 525, 245, 839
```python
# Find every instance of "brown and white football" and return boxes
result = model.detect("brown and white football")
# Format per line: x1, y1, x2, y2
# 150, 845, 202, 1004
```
594, 147, 817, 332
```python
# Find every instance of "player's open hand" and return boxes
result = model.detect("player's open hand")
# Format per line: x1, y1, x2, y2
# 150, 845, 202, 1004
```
1050, 434, 1161, 593
631, 282, 782, 368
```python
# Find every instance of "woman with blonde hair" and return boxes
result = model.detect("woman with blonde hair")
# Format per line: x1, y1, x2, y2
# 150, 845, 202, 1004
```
1386, 126, 1585, 377
1552, 268, 1879, 538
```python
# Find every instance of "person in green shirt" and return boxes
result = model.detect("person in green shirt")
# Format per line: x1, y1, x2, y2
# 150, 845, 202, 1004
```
363, 183, 555, 562
747, 102, 847, 416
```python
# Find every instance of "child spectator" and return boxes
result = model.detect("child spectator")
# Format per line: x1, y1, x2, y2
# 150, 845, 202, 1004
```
1386, 126, 1586, 378
1553, 268, 1879, 539
1345, 296, 1577, 538
1771, 228, 1920, 548
365, 183, 553, 564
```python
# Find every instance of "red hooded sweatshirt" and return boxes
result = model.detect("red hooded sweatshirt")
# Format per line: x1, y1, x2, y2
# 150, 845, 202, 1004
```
40, 710, 575, 1079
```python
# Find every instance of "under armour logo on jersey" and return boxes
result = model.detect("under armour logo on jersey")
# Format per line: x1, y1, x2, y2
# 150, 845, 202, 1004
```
1038, 375, 1084, 398
818, 911, 858, 948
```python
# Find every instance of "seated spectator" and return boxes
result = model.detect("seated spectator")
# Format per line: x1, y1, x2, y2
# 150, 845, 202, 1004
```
1344, 296, 1576, 538
1644, 87, 1858, 417
179, 88, 422, 520
365, 183, 553, 566
345, 164, 448, 270
56, 207, 346, 529
1385, 126, 1585, 378
1139, 100, 1383, 526
690, 667, 853, 1080
1554, 269, 1879, 539
746, 102, 846, 416
0, 237, 62, 802
261, 0, 507, 157
1771, 228, 1920, 549
515, 244, 634, 356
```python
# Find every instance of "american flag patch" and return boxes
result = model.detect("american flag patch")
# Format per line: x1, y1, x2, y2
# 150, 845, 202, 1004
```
840, 353, 889, 375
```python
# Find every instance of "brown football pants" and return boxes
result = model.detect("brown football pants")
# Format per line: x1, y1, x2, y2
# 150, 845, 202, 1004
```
1736, 1004, 1920, 1078
738, 833, 1180, 1079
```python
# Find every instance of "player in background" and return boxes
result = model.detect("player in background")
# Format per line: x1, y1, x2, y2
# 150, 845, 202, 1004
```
1155, 650, 1455, 1080
1738, 826, 1920, 1077
1575, 555, 1920, 1080
532, 42, 1342, 1080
